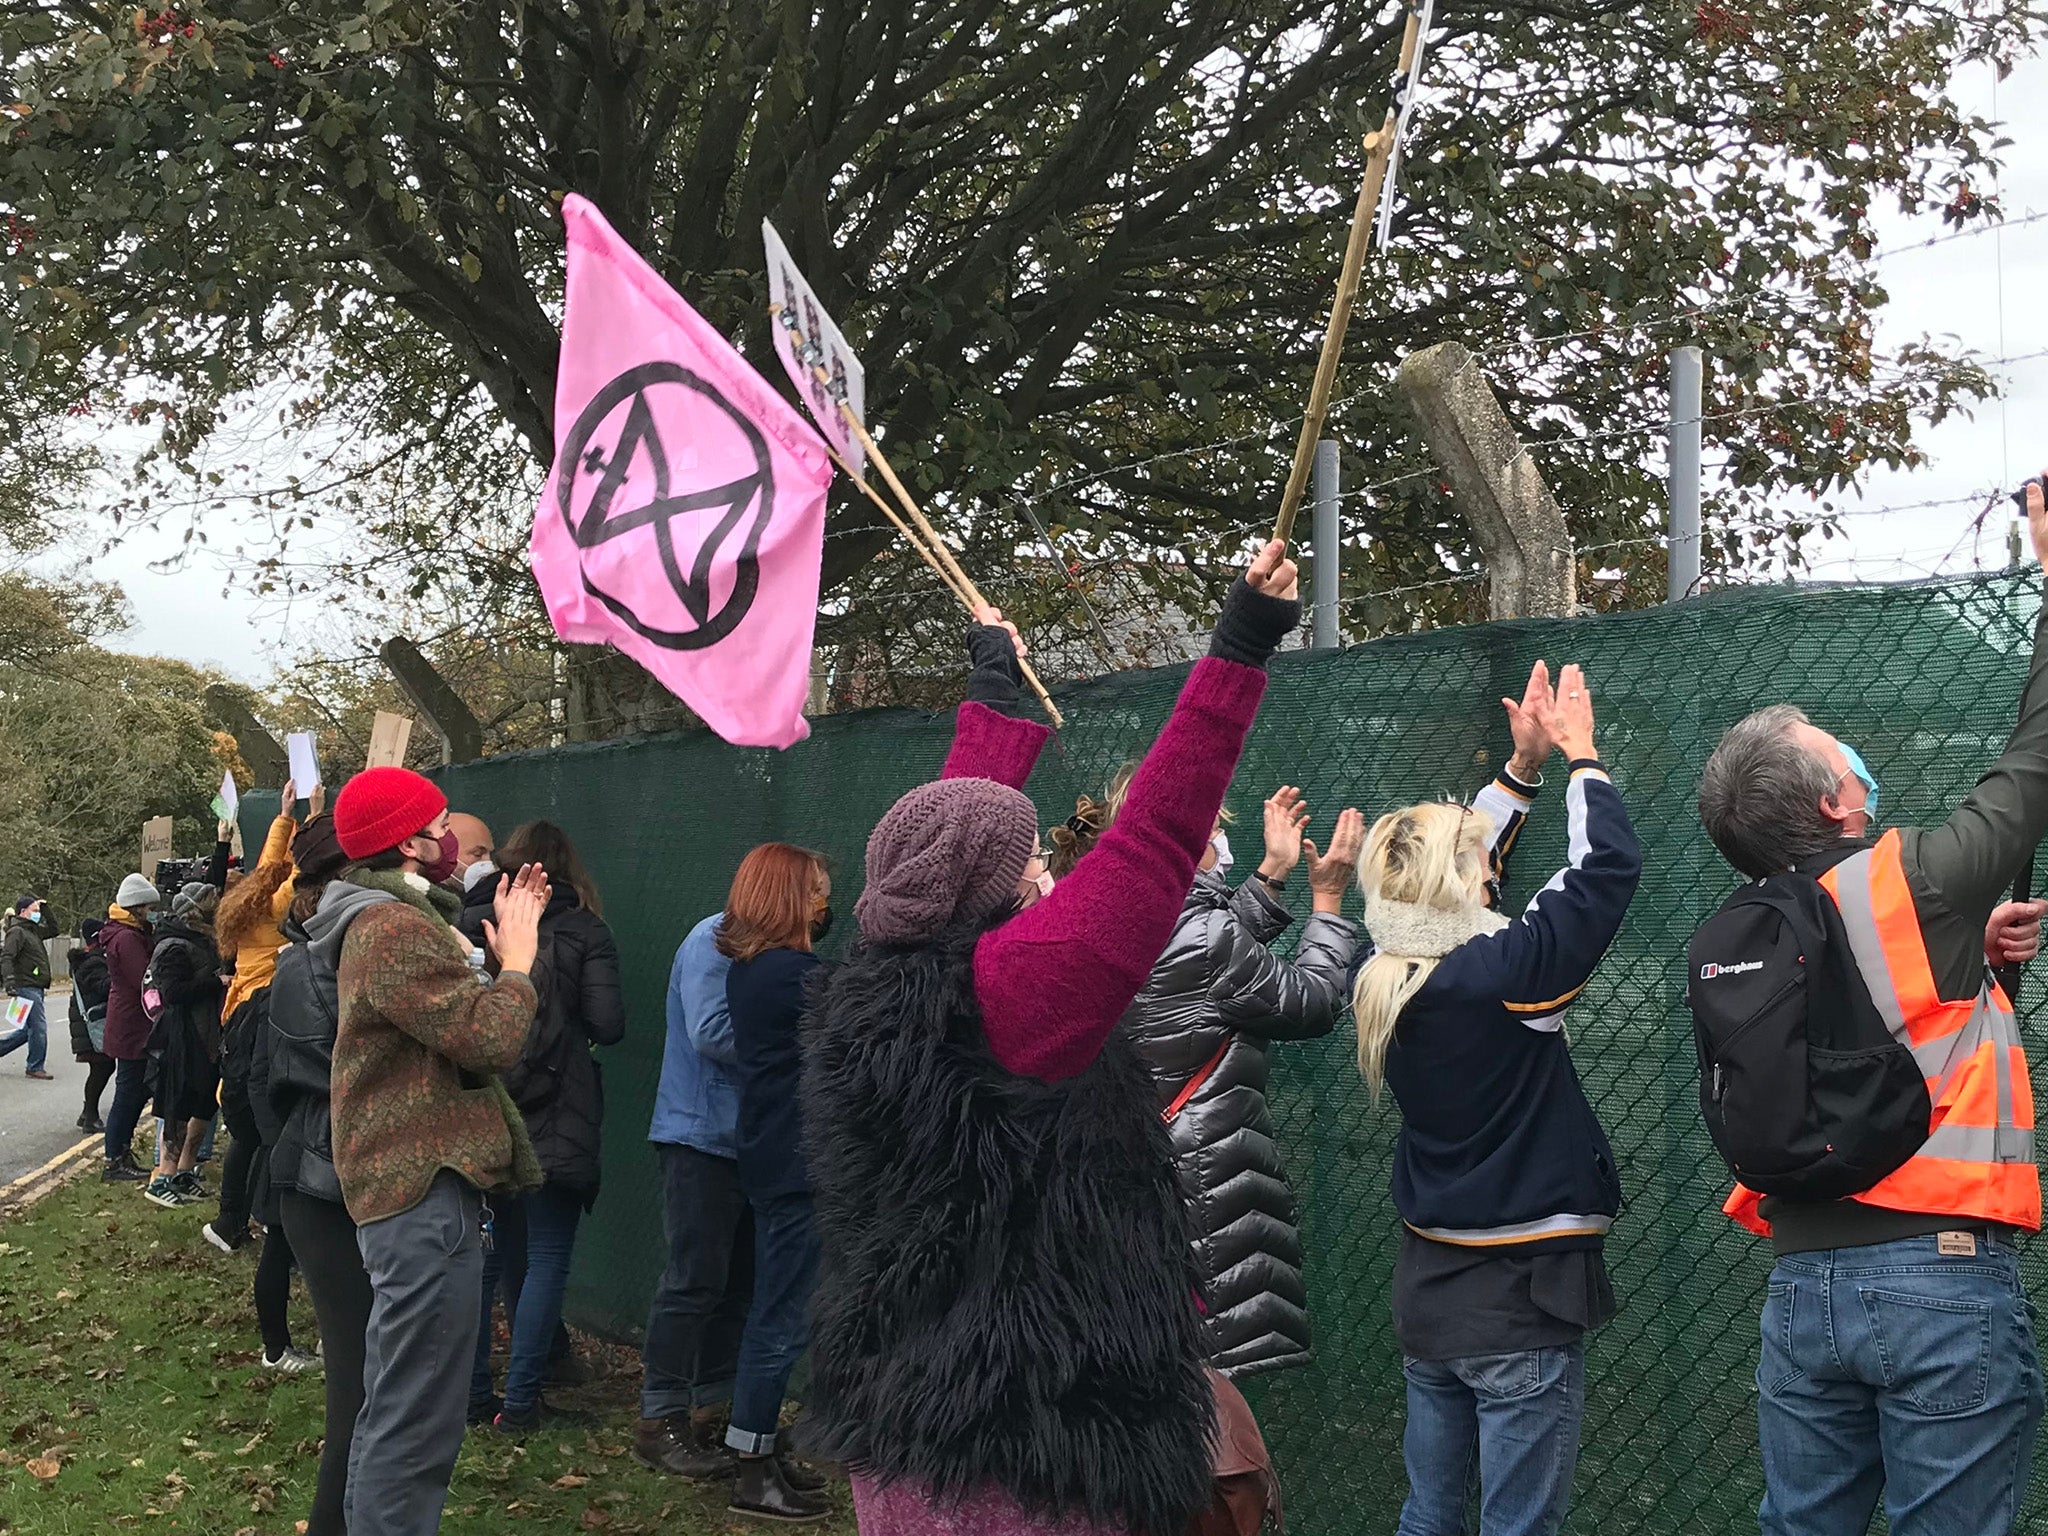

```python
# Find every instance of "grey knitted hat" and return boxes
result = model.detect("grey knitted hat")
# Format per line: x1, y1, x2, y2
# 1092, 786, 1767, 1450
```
855, 777, 1039, 946
115, 874, 161, 910
172, 881, 216, 920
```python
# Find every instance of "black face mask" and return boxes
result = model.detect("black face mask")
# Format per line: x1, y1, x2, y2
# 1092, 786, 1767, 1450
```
811, 905, 835, 945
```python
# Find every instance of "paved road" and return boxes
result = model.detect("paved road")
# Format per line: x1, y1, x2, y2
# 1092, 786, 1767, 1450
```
0, 989, 98, 1188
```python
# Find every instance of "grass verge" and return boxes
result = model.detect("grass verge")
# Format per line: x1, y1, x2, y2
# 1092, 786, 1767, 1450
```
0, 1161, 857, 1535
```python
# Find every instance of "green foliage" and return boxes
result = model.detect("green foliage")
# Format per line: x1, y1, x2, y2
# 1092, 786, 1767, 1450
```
0, 639, 227, 924
0, 0, 2038, 690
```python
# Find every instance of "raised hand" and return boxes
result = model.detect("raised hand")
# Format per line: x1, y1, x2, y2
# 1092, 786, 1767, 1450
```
1503, 660, 1557, 779
1259, 787, 1312, 881
1554, 665, 1597, 762
971, 603, 1028, 660
309, 783, 327, 819
1305, 808, 1368, 914
1245, 539, 1300, 603
281, 778, 297, 812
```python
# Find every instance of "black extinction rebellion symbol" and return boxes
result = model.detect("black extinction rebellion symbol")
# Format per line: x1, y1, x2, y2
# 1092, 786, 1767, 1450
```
555, 362, 775, 651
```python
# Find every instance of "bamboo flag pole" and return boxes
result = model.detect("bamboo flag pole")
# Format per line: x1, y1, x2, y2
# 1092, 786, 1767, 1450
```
837, 405, 1066, 730
1271, 1, 1428, 545
773, 303, 1066, 728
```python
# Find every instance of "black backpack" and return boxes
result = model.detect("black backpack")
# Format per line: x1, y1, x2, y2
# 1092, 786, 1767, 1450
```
1686, 868, 1930, 1201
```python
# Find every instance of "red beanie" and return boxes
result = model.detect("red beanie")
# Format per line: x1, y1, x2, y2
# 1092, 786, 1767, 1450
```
333, 768, 449, 861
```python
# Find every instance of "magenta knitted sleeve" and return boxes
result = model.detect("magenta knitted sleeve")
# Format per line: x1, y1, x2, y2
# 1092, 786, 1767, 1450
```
973, 657, 1269, 1081
940, 700, 1052, 790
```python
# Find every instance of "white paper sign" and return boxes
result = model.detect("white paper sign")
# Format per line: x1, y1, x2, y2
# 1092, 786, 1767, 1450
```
217, 770, 239, 819
286, 731, 322, 791
762, 220, 867, 479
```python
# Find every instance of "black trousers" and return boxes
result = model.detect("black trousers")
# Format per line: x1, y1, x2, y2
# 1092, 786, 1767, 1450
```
103, 1056, 149, 1162
639, 1143, 754, 1422
254, 1219, 298, 1358
215, 1090, 261, 1238
80, 1057, 114, 1122
281, 1190, 371, 1536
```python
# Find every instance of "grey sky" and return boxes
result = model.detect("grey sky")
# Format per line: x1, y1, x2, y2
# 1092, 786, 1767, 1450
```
80, 53, 2048, 681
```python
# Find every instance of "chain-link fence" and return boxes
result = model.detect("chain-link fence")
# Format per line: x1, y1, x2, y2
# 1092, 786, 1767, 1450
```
297, 565, 2048, 1534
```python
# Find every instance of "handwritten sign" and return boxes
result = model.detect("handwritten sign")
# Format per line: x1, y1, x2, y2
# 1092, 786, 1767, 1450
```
139, 816, 174, 874
762, 220, 867, 479
365, 712, 415, 770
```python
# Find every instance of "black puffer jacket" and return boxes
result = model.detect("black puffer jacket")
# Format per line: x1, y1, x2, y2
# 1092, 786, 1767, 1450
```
1122, 870, 1359, 1379
457, 880, 625, 1205
68, 945, 110, 1061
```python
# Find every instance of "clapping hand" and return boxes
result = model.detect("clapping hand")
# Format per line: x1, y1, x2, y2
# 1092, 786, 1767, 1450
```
1554, 665, 1597, 762
1259, 787, 1311, 881
1305, 808, 1367, 915
1502, 661, 1558, 781
2028, 477, 2048, 570
483, 863, 551, 978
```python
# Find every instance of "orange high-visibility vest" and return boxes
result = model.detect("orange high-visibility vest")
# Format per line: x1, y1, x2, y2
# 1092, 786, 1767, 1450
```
1725, 830, 2041, 1236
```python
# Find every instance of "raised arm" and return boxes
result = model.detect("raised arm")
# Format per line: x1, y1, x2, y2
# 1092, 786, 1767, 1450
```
975, 546, 1302, 1081
1444, 670, 1642, 1029
1910, 488, 2048, 927
940, 614, 1053, 788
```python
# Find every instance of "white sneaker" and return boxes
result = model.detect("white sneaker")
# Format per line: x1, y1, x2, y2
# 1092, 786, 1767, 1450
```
262, 1346, 322, 1376
201, 1222, 242, 1255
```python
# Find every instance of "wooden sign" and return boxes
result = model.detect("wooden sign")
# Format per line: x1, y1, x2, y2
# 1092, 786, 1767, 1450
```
365, 711, 416, 770
139, 816, 174, 874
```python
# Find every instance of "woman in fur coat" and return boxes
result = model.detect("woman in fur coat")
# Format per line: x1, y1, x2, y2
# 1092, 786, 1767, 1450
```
801, 542, 1301, 1536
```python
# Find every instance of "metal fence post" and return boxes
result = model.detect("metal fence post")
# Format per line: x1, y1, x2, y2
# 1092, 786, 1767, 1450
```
1312, 439, 1341, 649
1668, 346, 1703, 603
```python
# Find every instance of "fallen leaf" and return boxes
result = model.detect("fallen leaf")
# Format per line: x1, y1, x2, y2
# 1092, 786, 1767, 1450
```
25, 1457, 58, 1480
297, 1523, 310, 1534
52, 1290, 74, 1302
552, 1474, 588, 1490
579, 1507, 609, 1530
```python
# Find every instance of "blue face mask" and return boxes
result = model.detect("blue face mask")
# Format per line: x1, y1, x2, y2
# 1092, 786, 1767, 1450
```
1838, 742, 1880, 823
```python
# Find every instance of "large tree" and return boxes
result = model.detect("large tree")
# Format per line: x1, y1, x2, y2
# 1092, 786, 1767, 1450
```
1, 0, 2036, 706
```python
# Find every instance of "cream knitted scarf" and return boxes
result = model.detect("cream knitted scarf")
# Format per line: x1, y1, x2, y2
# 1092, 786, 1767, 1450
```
1363, 894, 1509, 959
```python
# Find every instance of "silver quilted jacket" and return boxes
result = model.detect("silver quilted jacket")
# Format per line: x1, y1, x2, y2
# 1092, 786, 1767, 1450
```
1120, 869, 1359, 1378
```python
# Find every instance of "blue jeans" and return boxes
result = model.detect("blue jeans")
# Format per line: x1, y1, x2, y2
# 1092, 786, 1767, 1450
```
0, 987, 47, 1073
1757, 1232, 2043, 1536
500, 1184, 581, 1415
1396, 1343, 1585, 1536
725, 1190, 820, 1454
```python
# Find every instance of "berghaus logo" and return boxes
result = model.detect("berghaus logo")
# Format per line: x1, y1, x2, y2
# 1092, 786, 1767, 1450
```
1700, 960, 1765, 980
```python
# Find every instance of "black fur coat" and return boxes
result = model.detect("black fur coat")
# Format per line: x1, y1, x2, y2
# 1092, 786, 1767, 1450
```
801, 929, 1215, 1536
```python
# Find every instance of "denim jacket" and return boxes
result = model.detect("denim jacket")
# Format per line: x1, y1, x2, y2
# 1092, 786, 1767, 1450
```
649, 914, 739, 1159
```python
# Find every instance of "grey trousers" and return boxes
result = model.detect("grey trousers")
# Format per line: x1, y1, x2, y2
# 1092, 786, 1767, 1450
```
345, 1172, 484, 1536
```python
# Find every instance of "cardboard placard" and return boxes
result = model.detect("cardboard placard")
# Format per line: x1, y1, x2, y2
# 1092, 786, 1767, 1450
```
139, 816, 174, 873
365, 711, 416, 770
763, 219, 867, 478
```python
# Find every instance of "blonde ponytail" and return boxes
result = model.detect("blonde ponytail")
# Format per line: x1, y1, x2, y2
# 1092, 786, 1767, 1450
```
1351, 801, 1498, 1097
1353, 952, 1443, 1095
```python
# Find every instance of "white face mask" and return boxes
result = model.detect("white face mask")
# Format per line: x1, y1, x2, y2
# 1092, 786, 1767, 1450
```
1210, 830, 1234, 874
462, 860, 498, 893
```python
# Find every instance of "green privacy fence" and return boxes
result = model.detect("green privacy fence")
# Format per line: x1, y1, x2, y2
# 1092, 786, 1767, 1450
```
275, 566, 2048, 1535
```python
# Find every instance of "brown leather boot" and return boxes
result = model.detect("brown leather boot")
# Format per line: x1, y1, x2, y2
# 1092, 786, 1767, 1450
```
729, 1453, 832, 1524
633, 1416, 734, 1480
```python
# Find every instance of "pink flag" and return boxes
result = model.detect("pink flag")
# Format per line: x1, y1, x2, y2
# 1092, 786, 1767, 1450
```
531, 195, 832, 749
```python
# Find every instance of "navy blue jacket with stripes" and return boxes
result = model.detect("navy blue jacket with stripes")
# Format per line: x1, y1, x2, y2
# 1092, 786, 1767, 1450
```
1381, 761, 1643, 1255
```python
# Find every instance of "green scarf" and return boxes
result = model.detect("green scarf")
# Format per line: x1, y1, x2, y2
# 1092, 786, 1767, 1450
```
338, 866, 543, 1198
